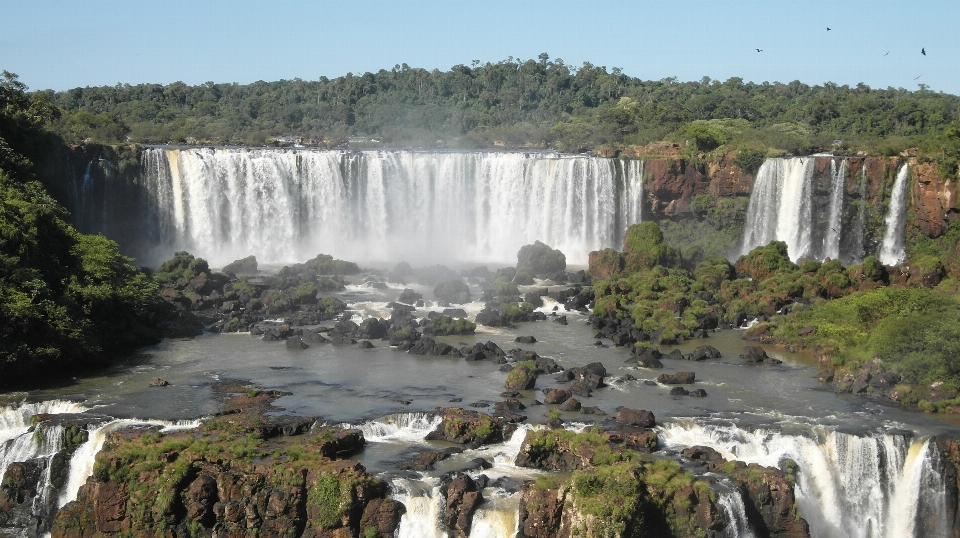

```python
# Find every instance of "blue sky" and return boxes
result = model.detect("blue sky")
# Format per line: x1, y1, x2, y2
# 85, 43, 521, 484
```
2, 0, 958, 95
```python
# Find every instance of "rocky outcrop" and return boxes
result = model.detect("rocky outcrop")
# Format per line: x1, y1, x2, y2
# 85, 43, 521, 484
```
49, 393, 400, 538
709, 460, 810, 538
425, 408, 513, 448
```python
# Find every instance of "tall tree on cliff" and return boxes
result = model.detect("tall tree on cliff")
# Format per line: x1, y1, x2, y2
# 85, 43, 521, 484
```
0, 72, 162, 388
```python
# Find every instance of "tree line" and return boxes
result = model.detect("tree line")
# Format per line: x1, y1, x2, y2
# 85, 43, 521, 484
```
31, 55, 960, 161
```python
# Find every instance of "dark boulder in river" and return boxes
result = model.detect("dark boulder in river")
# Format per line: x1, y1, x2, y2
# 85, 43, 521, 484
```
657, 371, 696, 384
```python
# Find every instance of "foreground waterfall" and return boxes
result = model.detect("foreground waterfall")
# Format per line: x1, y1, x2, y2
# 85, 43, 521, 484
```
131, 148, 646, 267
0, 401, 200, 537
879, 164, 911, 265
659, 420, 950, 538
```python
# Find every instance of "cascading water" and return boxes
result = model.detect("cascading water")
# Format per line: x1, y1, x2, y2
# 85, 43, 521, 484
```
659, 420, 950, 538
879, 164, 910, 265
126, 148, 645, 267
823, 159, 847, 260
0, 401, 201, 537
717, 489, 756, 538
741, 157, 816, 260
347, 413, 533, 538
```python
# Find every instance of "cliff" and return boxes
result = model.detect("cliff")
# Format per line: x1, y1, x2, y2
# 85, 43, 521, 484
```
49, 387, 403, 538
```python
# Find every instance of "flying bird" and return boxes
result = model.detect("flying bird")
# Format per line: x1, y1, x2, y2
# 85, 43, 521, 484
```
826, 27, 832, 31
884, 51, 889, 56
914, 75, 922, 80
831, 228, 841, 235
756, 48, 762, 52
922, 48, 926, 55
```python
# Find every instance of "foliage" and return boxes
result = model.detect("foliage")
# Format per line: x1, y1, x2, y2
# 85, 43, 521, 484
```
505, 360, 538, 389
756, 286, 960, 388
29, 62, 960, 158
517, 240, 566, 275
433, 279, 471, 303
622, 222, 681, 270
422, 315, 476, 336
732, 146, 767, 175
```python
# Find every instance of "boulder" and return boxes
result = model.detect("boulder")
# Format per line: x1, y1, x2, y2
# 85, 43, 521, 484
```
284, 336, 309, 349
559, 398, 582, 412
741, 345, 769, 362
688, 345, 721, 361
615, 408, 656, 427
657, 372, 696, 384
149, 378, 169, 387
515, 335, 537, 344
543, 388, 572, 404
670, 387, 690, 396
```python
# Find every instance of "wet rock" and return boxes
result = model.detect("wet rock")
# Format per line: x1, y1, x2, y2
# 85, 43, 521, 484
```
559, 398, 582, 412
515, 335, 537, 344
741, 346, 769, 362
543, 388, 572, 404
615, 408, 656, 427
553, 315, 568, 326
657, 371, 696, 384
443, 473, 483, 538
688, 345, 721, 361
358, 340, 375, 349
670, 387, 690, 396
689, 388, 708, 397
681, 446, 724, 462
284, 336, 309, 349
665, 349, 685, 360
149, 378, 169, 387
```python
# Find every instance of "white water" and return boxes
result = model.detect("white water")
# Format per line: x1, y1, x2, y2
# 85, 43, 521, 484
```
879, 164, 911, 265
349, 413, 533, 538
824, 159, 847, 261
133, 148, 645, 267
741, 158, 816, 261
57, 418, 201, 508
718, 489, 756, 538
659, 420, 950, 538
0, 400, 201, 537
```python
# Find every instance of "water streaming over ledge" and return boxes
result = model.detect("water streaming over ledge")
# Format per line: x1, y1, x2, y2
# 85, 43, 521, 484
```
879, 164, 911, 265
129, 148, 646, 267
659, 420, 950, 538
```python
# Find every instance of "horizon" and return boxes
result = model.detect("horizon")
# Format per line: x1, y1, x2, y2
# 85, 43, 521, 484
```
2, 0, 958, 96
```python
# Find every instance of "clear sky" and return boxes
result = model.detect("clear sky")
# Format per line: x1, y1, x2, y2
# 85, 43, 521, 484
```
2, 0, 957, 95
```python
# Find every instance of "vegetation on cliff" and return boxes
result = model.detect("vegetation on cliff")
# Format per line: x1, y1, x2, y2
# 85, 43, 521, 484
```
0, 73, 165, 387
55, 387, 401, 537
19, 58, 958, 163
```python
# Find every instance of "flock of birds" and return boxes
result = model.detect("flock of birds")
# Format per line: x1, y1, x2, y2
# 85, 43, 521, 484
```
755, 29, 927, 82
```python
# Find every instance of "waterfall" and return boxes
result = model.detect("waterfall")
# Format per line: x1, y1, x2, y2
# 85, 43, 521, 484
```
741, 158, 816, 261
659, 420, 951, 538
126, 148, 643, 267
823, 159, 847, 261
1, 400, 200, 536
842, 166, 869, 266
619, 159, 644, 241
879, 164, 910, 265
718, 489, 756, 538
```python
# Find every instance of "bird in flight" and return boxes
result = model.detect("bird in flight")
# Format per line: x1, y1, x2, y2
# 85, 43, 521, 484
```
756, 48, 762, 52
922, 48, 926, 55
826, 27, 832, 31
914, 75, 922, 80
884, 51, 889, 56
831, 227, 840, 235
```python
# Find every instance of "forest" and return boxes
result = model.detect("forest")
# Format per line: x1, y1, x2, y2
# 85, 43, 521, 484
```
35, 55, 960, 173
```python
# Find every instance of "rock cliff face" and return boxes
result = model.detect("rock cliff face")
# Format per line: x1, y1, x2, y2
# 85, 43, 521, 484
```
637, 154, 955, 243
48, 388, 403, 538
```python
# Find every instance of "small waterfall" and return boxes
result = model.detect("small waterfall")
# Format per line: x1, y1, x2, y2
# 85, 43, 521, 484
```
1, 400, 200, 536
344, 412, 442, 443
127, 148, 643, 267
78, 161, 94, 230
659, 420, 951, 538
718, 489, 756, 538
619, 159, 644, 240
741, 158, 816, 261
393, 481, 447, 538
56, 417, 200, 508
879, 164, 910, 265
842, 166, 869, 266
823, 159, 847, 260
352, 413, 534, 538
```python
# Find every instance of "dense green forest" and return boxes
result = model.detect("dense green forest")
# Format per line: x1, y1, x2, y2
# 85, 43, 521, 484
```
37, 56, 960, 167
0, 71, 164, 386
